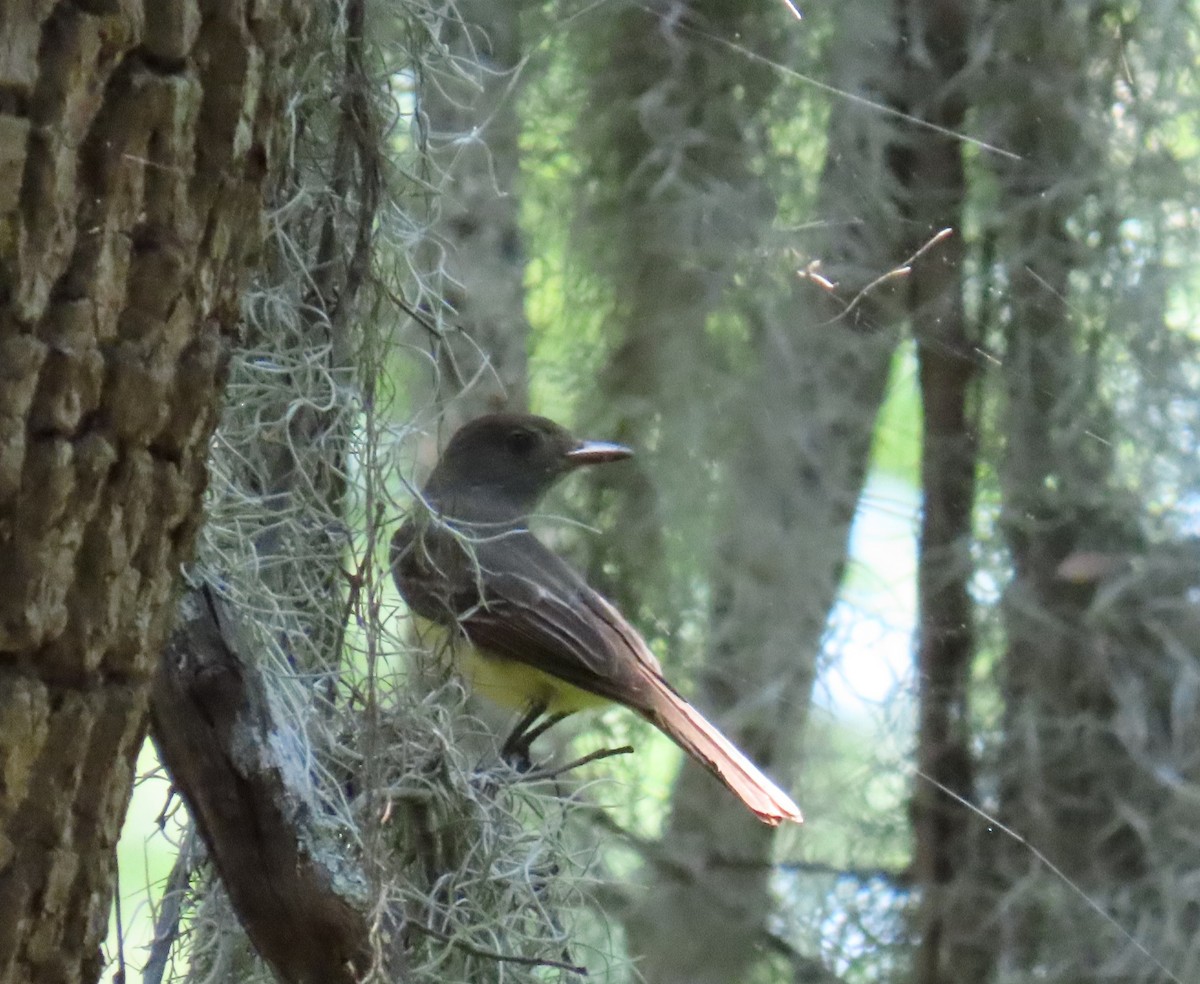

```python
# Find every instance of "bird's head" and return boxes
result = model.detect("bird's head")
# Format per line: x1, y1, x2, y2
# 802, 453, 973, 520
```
423, 413, 632, 520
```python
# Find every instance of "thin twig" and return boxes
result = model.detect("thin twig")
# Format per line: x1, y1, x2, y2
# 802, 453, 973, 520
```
143, 831, 197, 984
407, 919, 588, 976
516, 745, 635, 782
112, 865, 126, 984
809, 228, 955, 327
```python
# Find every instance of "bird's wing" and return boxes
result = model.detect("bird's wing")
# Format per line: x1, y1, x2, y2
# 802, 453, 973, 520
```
393, 519, 663, 708
466, 531, 666, 707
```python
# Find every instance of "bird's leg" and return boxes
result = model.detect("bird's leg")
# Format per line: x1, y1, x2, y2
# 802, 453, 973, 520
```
500, 701, 545, 770
501, 703, 570, 771
520, 711, 570, 750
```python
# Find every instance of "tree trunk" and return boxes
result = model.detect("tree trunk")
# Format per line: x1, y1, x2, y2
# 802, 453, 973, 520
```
623, 3, 909, 979
970, 4, 1152, 980
576, 0, 780, 617
416, 0, 531, 425
628, 306, 896, 984
0, 4, 301, 982
894, 3, 980, 983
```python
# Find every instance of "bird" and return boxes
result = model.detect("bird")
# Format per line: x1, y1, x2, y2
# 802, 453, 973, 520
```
390, 412, 803, 825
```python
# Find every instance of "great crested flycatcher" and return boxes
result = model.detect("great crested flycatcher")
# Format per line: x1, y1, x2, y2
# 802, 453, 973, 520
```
391, 413, 802, 825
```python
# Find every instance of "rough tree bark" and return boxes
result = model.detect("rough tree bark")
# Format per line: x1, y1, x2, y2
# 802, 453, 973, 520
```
0, 3, 301, 982
144, 1, 386, 976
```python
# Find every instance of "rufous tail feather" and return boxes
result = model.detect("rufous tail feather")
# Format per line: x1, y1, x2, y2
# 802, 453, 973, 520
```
643, 676, 803, 826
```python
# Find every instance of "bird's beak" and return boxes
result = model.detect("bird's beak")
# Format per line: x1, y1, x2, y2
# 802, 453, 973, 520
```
565, 440, 633, 466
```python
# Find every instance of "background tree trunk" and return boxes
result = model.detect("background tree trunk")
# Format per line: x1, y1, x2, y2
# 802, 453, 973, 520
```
897, 3, 979, 983
575, 0, 781, 618
981, 9, 1145, 977
0, 4, 301, 982
947, 4, 1200, 980
620, 3, 907, 979
416, 0, 531, 425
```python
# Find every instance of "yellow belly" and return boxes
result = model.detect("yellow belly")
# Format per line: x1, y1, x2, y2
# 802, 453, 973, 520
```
414, 617, 607, 715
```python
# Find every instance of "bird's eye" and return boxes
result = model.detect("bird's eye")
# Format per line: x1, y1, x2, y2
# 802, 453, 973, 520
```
507, 429, 538, 455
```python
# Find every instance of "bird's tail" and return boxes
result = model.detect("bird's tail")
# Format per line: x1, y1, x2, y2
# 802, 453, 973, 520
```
642, 675, 803, 826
